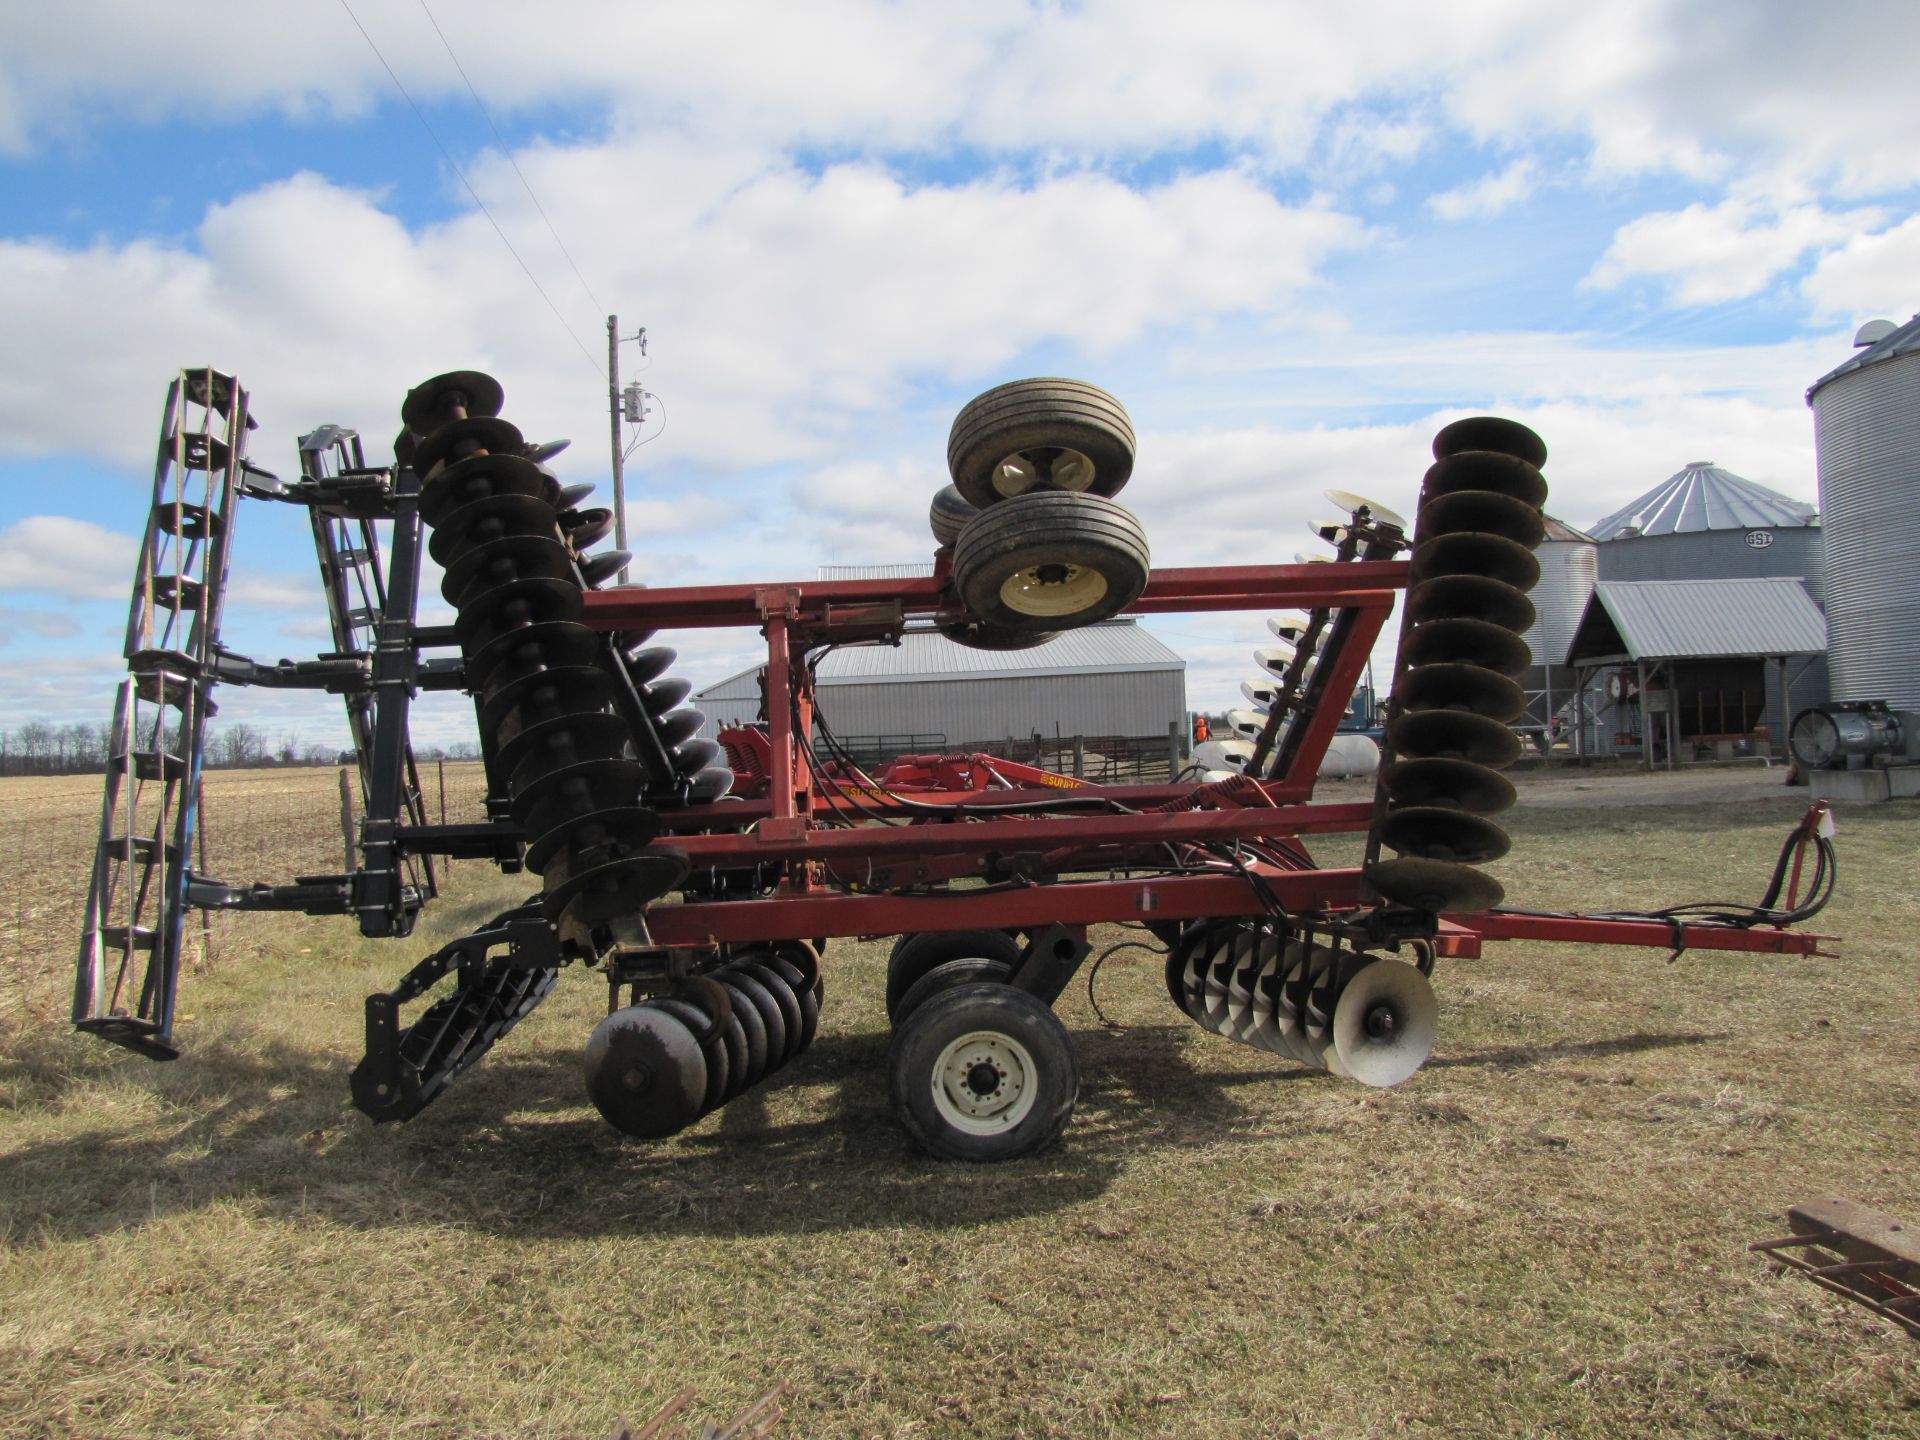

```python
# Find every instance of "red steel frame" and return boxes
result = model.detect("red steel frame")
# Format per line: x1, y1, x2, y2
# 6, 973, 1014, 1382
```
579, 558, 1833, 961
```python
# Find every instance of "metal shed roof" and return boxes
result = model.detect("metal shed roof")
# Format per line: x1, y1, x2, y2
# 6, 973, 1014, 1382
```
1588, 462, 1818, 540
1564, 578, 1828, 665
1542, 513, 1596, 544
697, 619, 1184, 699
1807, 312, 1920, 400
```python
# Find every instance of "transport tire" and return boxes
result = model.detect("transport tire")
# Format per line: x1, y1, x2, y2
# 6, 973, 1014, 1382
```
929, 484, 978, 547
951, 492, 1149, 631
888, 982, 1078, 1162
892, 957, 1014, 1027
948, 378, 1135, 508
937, 616, 1060, 651
887, 928, 1023, 1020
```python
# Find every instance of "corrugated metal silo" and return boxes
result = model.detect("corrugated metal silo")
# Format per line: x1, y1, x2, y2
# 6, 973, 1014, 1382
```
1521, 516, 1598, 669
1515, 515, 1596, 738
1807, 314, 1920, 709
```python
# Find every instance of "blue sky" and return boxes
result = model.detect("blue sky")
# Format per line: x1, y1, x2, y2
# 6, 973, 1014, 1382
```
2, 1, 1916, 749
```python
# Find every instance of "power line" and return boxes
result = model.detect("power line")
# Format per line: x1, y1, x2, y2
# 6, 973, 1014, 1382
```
335, 0, 604, 378
413, 0, 609, 316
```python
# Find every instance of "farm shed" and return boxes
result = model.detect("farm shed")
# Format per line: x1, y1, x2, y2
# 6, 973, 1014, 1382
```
695, 618, 1186, 752
1563, 577, 1829, 766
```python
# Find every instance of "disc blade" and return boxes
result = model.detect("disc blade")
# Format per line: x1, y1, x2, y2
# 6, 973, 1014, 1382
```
442, 534, 574, 609
1332, 959, 1438, 1087
514, 756, 651, 838
1267, 611, 1312, 642
413, 415, 527, 480
525, 804, 663, 877
1392, 663, 1525, 722
1403, 617, 1532, 676
640, 675, 693, 715
685, 766, 735, 804
1431, 416, 1547, 467
402, 369, 505, 432
1377, 806, 1511, 863
581, 550, 631, 587
418, 449, 549, 526
1225, 708, 1267, 737
481, 663, 617, 742
625, 645, 679, 687
1325, 489, 1409, 531
1382, 756, 1517, 814
428, 492, 559, 566
656, 708, 706, 749
1366, 856, 1505, 914
565, 507, 615, 550
1406, 574, 1536, 632
452, 575, 584, 650
1191, 738, 1254, 772
498, 710, 635, 788
543, 846, 690, 926
1418, 489, 1546, 548
1420, 451, 1548, 509
1411, 532, 1541, 591
464, 619, 602, 693
1388, 709, 1524, 767
1255, 644, 1295, 678
583, 1002, 705, 1139
669, 736, 721, 777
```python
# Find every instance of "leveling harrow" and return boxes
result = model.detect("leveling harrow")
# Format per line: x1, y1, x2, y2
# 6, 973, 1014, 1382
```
74, 368, 1838, 1160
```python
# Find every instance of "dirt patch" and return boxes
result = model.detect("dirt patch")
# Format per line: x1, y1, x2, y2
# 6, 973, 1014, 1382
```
1512, 763, 1804, 809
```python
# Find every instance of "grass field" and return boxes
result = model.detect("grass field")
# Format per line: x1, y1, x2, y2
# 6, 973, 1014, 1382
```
2, 766, 1916, 1439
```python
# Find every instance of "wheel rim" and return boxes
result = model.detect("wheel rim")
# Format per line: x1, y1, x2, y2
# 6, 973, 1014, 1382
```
930, 1029, 1038, 1134
991, 446, 1097, 498
998, 560, 1109, 617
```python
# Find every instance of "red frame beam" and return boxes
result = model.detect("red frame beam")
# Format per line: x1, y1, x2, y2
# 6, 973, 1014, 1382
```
1469, 911, 1832, 956
580, 561, 1409, 631
568, 555, 1831, 967
669, 801, 1377, 865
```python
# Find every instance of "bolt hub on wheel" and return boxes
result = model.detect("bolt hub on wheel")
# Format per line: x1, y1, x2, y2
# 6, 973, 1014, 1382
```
932, 1030, 1037, 1134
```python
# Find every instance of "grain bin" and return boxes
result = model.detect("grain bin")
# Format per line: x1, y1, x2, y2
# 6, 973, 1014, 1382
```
1515, 515, 1597, 741
1806, 314, 1920, 709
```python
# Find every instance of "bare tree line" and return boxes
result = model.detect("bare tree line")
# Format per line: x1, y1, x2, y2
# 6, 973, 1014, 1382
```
0, 720, 480, 777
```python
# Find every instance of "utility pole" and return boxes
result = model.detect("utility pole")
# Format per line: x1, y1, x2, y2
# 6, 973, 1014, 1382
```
606, 314, 628, 585
606, 315, 652, 588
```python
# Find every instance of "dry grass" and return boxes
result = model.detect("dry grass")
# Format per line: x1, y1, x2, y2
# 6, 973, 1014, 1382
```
2, 767, 1917, 1439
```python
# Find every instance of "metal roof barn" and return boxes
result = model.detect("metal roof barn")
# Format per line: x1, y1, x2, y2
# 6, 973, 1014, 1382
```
1563, 578, 1828, 766
696, 619, 1187, 748
1566, 579, 1829, 664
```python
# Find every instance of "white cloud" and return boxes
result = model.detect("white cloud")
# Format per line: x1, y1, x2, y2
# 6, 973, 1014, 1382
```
1429, 159, 1536, 220
1448, 2, 1920, 193
1803, 213, 1920, 320
4, 3, 1910, 202
228, 572, 325, 611
0, 605, 81, 642
0, 515, 137, 600
0, 160, 1366, 477
1584, 195, 1881, 305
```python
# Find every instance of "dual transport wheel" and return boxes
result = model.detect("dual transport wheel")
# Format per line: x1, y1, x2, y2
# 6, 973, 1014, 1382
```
932, 379, 1150, 641
885, 928, 1078, 1161
889, 981, 1078, 1163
